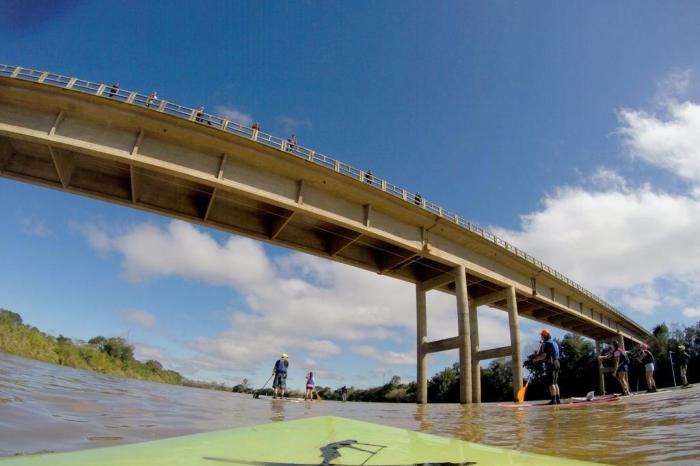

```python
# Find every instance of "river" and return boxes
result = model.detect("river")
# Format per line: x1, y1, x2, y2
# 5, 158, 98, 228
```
0, 352, 698, 465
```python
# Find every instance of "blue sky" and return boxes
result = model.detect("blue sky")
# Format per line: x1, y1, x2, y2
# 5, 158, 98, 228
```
2, 1, 700, 389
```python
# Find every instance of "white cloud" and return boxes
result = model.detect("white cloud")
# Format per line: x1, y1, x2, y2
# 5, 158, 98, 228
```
618, 100, 700, 184
214, 105, 254, 128
134, 343, 165, 361
682, 307, 700, 318
82, 220, 515, 379
115, 308, 156, 329
349, 345, 416, 365
495, 71, 700, 317
278, 115, 312, 135
19, 217, 51, 238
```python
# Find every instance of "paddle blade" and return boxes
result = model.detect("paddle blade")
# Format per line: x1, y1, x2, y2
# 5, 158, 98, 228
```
516, 383, 528, 403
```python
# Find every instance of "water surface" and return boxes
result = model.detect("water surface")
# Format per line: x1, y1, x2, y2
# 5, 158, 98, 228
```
1, 353, 698, 465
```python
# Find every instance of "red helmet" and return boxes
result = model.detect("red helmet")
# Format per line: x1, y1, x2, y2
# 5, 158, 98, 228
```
540, 329, 551, 338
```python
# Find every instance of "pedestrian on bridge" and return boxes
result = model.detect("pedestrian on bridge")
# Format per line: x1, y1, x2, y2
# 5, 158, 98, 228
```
146, 91, 158, 107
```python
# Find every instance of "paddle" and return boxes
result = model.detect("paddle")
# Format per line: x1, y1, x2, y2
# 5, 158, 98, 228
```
253, 374, 274, 399
517, 342, 543, 403
516, 373, 533, 403
668, 351, 677, 387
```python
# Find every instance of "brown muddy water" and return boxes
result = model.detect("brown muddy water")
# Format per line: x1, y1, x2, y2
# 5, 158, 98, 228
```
1, 352, 698, 465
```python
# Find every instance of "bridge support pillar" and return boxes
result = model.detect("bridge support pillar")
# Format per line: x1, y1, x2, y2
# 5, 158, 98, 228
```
455, 265, 472, 404
596, 340, 606, 395
469, 301, 480, 403
416, 284, 428, 404
506, 286, 523, 400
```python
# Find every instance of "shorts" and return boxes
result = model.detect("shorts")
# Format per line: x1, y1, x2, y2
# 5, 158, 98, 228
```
616, 364, 628, 374
306, 384, 315, 389
546, 360, 560, 386
272, 372, 287, 389
645, 363, 654, 373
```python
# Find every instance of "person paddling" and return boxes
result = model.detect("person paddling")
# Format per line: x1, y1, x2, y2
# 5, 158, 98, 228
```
636, 343, 657, 392
533, 329, 561, 405
678, 345, 691, 387
599, 341, 630, 396
305, 372, 316, 401
272, 353, 289, 399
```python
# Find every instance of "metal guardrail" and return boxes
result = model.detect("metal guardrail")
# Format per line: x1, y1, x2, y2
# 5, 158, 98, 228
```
0, 63, 648, 335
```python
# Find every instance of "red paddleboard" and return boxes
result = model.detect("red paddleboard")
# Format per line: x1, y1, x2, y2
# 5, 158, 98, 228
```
499, 396, 620, 408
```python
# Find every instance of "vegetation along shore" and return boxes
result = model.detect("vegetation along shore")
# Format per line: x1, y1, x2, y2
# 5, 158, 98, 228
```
1, 309, 697, 402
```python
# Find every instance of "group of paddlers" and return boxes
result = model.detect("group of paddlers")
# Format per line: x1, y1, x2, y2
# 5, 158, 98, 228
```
533, 329, 692, 404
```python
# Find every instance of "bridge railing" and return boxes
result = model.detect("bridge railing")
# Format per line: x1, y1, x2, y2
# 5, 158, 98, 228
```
0, 63, 646, 333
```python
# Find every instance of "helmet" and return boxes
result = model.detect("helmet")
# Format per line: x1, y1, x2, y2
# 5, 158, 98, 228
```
640, 343, 648, 350
540, 329, 550, 338
281, 353, 288, 359
678, 345, 686, 352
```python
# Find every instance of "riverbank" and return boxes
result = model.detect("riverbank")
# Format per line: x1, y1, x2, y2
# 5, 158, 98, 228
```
0, 309, 221, 390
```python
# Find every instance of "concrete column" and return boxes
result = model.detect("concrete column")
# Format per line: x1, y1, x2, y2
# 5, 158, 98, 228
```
469, 301, 480, 403
506, 286, 523, 400
455, 265, 472, 404
416, 284, 428, 404
595, 340, 606, 395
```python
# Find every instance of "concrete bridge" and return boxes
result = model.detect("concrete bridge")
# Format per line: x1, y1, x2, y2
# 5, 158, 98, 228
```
0, 65, 649, 402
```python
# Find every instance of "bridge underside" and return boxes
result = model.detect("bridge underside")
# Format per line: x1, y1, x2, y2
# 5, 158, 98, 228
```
1, 134, 621, 342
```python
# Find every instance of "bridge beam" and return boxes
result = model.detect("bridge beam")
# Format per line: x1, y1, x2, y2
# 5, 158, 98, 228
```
423, 336, 460, 353
269, 210, 295, 240
328, 231, 362, 257
472, 289, 507, 307
380, 252, 419, 274
48, 147, 75, 188
421, 270, 455, 292
0, 138, 13, 173
203, 188, 217, 222
475, 345, 512, 360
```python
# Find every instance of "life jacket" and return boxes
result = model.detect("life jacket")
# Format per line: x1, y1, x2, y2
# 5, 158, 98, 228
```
615, 349, 629, 366
543, 340, 560, 361
275, 359, 287, 373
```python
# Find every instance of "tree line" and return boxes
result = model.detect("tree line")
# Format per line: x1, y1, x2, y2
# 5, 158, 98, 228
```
2, 308, 698, 402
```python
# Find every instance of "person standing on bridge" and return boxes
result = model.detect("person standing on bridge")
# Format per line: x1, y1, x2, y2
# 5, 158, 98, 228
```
599, 341, 630, 396
272, 353, 289, 399
533, 329, 561, 404
146, 91, 158, 107
636, 343, 657, 392
286, 134, 297, 152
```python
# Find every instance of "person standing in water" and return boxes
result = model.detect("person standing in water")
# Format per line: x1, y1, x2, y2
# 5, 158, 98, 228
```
272, 353, 289, 399
305, 372, 315, 401
636, 343, 657, 392
678, 345, 691, 387
600, 341, 630, 396
533, 329, 561, 405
